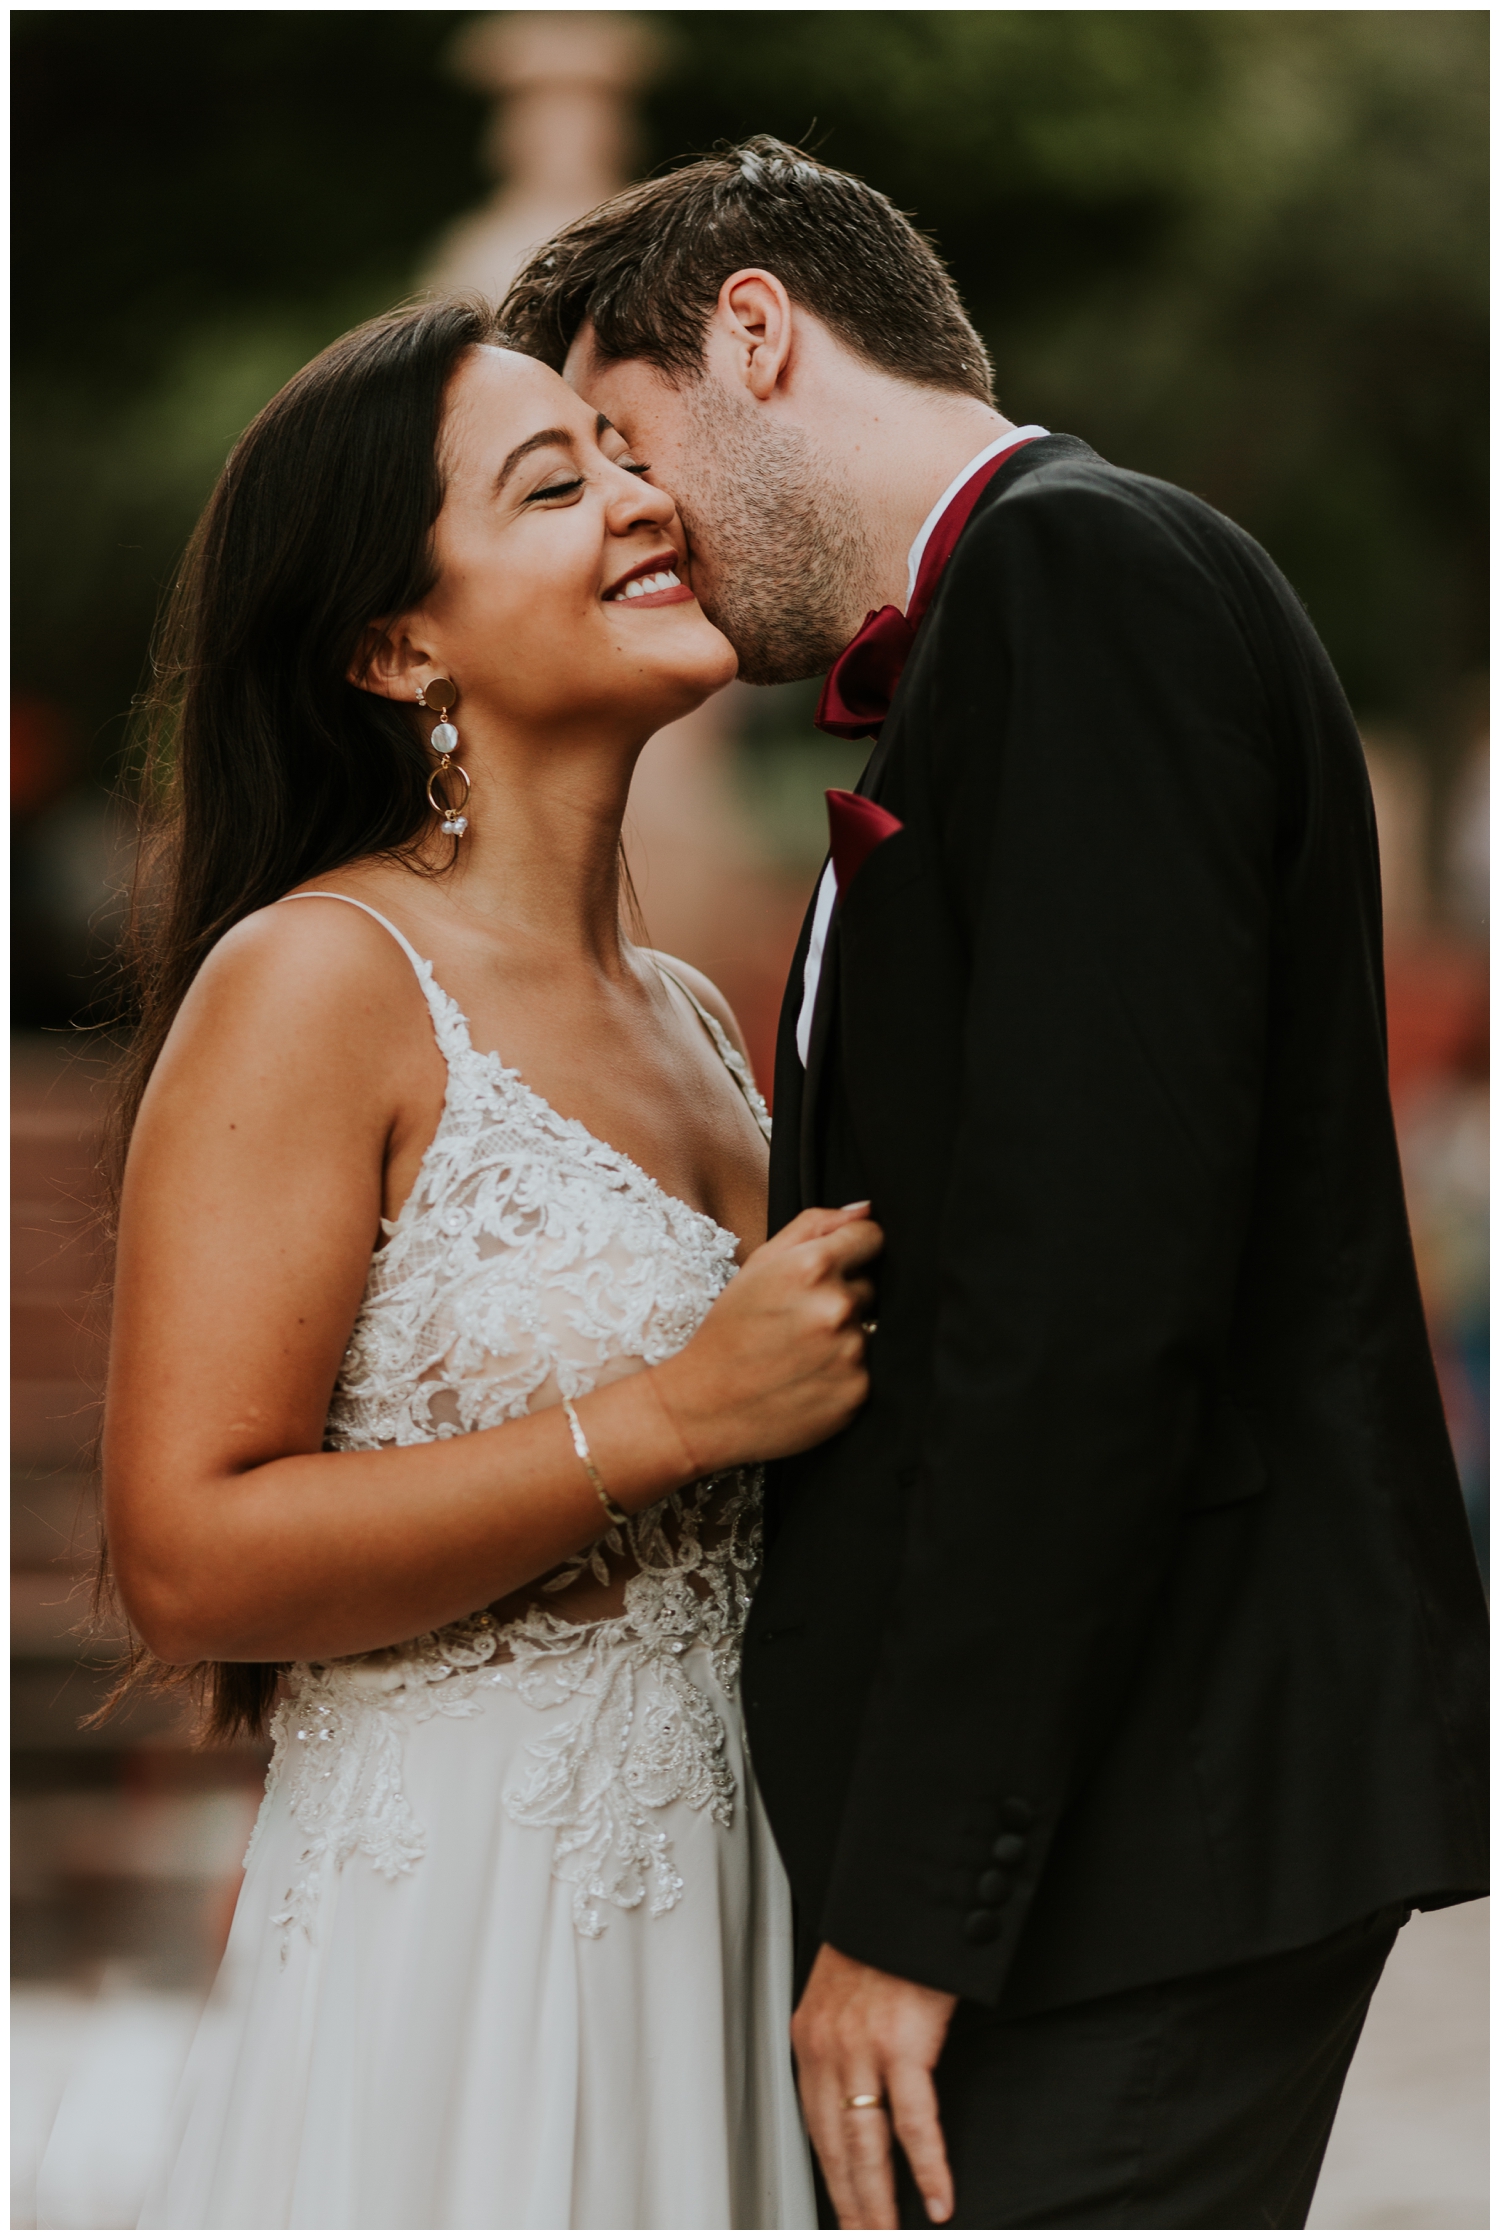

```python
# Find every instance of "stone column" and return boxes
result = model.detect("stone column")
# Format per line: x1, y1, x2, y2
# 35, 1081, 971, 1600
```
425, 11, 661, 300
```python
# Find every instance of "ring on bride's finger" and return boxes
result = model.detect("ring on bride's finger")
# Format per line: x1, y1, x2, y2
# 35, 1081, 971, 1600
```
860, 1319, 878, 1336
842, 2092, 885, 2110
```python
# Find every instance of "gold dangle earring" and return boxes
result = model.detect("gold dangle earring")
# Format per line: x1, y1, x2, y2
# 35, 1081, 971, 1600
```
417, 676, 471, 838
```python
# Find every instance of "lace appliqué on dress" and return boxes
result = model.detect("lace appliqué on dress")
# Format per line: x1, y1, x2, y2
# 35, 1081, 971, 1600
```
497, 1467, 760, 1936
255, 1613, 507, 1960
255, 1474, 760, 1955
322, 963, 750, 1451
247, 925, 771, 1955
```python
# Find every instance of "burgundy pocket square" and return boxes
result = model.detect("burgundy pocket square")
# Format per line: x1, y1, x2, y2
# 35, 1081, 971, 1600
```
826, 789, 905, 894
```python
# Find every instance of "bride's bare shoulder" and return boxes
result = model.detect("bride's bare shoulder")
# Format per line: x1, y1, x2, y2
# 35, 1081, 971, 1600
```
157, 886, 438, 1108
646, 949, 752, 1064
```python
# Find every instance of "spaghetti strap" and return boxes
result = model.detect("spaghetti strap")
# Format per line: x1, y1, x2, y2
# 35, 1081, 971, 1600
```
655, 961, 773, 1144
282, 890, 431, 981
279, 889, 473, 1067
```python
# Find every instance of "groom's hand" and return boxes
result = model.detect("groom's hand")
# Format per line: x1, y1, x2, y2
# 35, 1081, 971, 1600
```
792, 1943, 958, 2229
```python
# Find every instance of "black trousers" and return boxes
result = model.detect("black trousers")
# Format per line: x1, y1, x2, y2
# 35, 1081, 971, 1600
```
865, 1907, 1406, 2229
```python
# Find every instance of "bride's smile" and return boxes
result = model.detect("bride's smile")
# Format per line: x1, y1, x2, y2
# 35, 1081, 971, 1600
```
602, 552, 690, 602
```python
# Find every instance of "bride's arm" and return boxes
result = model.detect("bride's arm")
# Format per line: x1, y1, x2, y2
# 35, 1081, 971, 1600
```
104, 911, 877, 1668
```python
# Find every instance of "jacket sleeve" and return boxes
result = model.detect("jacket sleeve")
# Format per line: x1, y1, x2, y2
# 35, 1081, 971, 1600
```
818, 472, 1281, 2002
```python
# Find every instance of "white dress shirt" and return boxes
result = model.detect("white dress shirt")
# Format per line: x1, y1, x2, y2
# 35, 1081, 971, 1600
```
794, 425, 1050, 1066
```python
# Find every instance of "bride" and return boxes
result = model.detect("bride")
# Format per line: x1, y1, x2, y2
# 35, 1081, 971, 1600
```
103, 298, 879, 2229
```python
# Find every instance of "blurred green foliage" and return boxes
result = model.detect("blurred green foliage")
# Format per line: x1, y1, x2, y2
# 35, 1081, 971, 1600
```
13, 8, 1487, 791
13, 10, 484, 780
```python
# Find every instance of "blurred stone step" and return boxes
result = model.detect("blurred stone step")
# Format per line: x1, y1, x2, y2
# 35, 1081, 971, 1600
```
12, 1380, 101, 1470
13, 1785, 261, 1888
13, 1986, 207, 2226
12, 1472, 99, 1570
12, 1570, 125, 1659
1308, 1899, 1488, 2228
12, 1211, 105, 1299
11, 1117, 105, 1214
11, 1660, 194, 1754
11, 1300, 107, 1384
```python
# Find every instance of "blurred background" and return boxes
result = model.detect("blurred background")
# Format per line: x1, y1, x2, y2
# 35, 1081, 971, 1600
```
12, 10, 1487, 2227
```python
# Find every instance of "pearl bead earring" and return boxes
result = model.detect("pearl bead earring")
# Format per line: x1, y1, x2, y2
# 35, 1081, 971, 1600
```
417, 676, 470, 837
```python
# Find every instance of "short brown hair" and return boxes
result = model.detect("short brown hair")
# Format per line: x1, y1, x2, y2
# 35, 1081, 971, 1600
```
501, 136, 994, 404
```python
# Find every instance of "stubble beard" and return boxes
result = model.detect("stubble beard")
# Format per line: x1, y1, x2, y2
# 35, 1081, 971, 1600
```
676, 383, 877, 688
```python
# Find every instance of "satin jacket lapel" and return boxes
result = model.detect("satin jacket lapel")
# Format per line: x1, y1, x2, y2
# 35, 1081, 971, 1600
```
798, 909, 843, 1208
768, 869, 822, 1230
856, 715, 900, 806
788, 436, 1094, 1208
796, 748, 891, 1203
858, 434, 1092, 805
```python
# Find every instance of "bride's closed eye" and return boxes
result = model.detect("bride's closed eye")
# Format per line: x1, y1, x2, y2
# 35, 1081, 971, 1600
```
523, 458, 651, 506
524, 474, 585, 505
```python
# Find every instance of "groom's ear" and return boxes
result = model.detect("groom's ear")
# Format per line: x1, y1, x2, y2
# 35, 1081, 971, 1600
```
714, 269, 794, 403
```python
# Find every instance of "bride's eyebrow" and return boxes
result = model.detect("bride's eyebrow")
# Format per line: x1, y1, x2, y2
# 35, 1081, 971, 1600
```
494, 427, 577, 494
495, 414, 619, 496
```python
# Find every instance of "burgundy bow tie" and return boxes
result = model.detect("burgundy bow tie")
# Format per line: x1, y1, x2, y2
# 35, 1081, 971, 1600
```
815, 437, 1040, 741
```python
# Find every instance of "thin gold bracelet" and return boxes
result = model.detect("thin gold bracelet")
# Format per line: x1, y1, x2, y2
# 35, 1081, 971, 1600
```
563, 1397, 631, 1529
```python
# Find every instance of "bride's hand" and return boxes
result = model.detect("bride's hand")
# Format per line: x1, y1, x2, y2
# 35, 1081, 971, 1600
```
648, 1204, 882, 1475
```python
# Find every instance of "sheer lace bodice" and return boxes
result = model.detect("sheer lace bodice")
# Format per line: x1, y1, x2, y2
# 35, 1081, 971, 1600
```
254, 893, 773, 1946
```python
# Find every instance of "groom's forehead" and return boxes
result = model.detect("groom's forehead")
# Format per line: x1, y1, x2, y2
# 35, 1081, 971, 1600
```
563, 332, 684, 430
561, 317, 604, 390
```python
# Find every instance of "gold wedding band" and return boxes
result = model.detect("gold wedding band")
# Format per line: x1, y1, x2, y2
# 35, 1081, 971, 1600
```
842, 2092, 884, 2110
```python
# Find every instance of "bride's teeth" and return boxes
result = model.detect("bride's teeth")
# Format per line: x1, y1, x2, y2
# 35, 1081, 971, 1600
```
613, 568, 682, 600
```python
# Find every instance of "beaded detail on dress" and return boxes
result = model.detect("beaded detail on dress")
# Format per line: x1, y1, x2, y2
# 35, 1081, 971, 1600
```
251, 895, 771, 1951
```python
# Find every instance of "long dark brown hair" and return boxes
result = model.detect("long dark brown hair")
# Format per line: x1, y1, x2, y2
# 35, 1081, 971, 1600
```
99, 296, 502, 1741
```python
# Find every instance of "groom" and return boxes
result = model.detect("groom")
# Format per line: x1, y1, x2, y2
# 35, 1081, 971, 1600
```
502, 140, 1488, 2228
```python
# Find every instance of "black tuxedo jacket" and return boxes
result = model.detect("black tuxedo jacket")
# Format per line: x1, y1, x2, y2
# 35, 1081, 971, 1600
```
743, 435, 1487, 2015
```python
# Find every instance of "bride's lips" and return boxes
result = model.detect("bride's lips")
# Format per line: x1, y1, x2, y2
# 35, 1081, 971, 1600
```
602, 550, 696, 609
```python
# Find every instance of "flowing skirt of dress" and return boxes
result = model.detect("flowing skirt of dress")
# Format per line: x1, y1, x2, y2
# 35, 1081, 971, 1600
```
138, 1642, 815, 2229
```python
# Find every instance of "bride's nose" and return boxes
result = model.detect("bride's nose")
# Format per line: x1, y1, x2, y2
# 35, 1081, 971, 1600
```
603, 467, 677, 538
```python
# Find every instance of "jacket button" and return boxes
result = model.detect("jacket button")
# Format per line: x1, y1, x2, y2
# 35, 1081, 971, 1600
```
998, 1797, 1034, 1831
991, 1833, 1026, 1866
962, 1908, 1001, 1945
977, 1868, 1012, 1906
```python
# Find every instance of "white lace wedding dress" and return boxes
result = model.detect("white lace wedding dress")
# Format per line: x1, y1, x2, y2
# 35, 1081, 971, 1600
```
139, 894, 815, 2231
